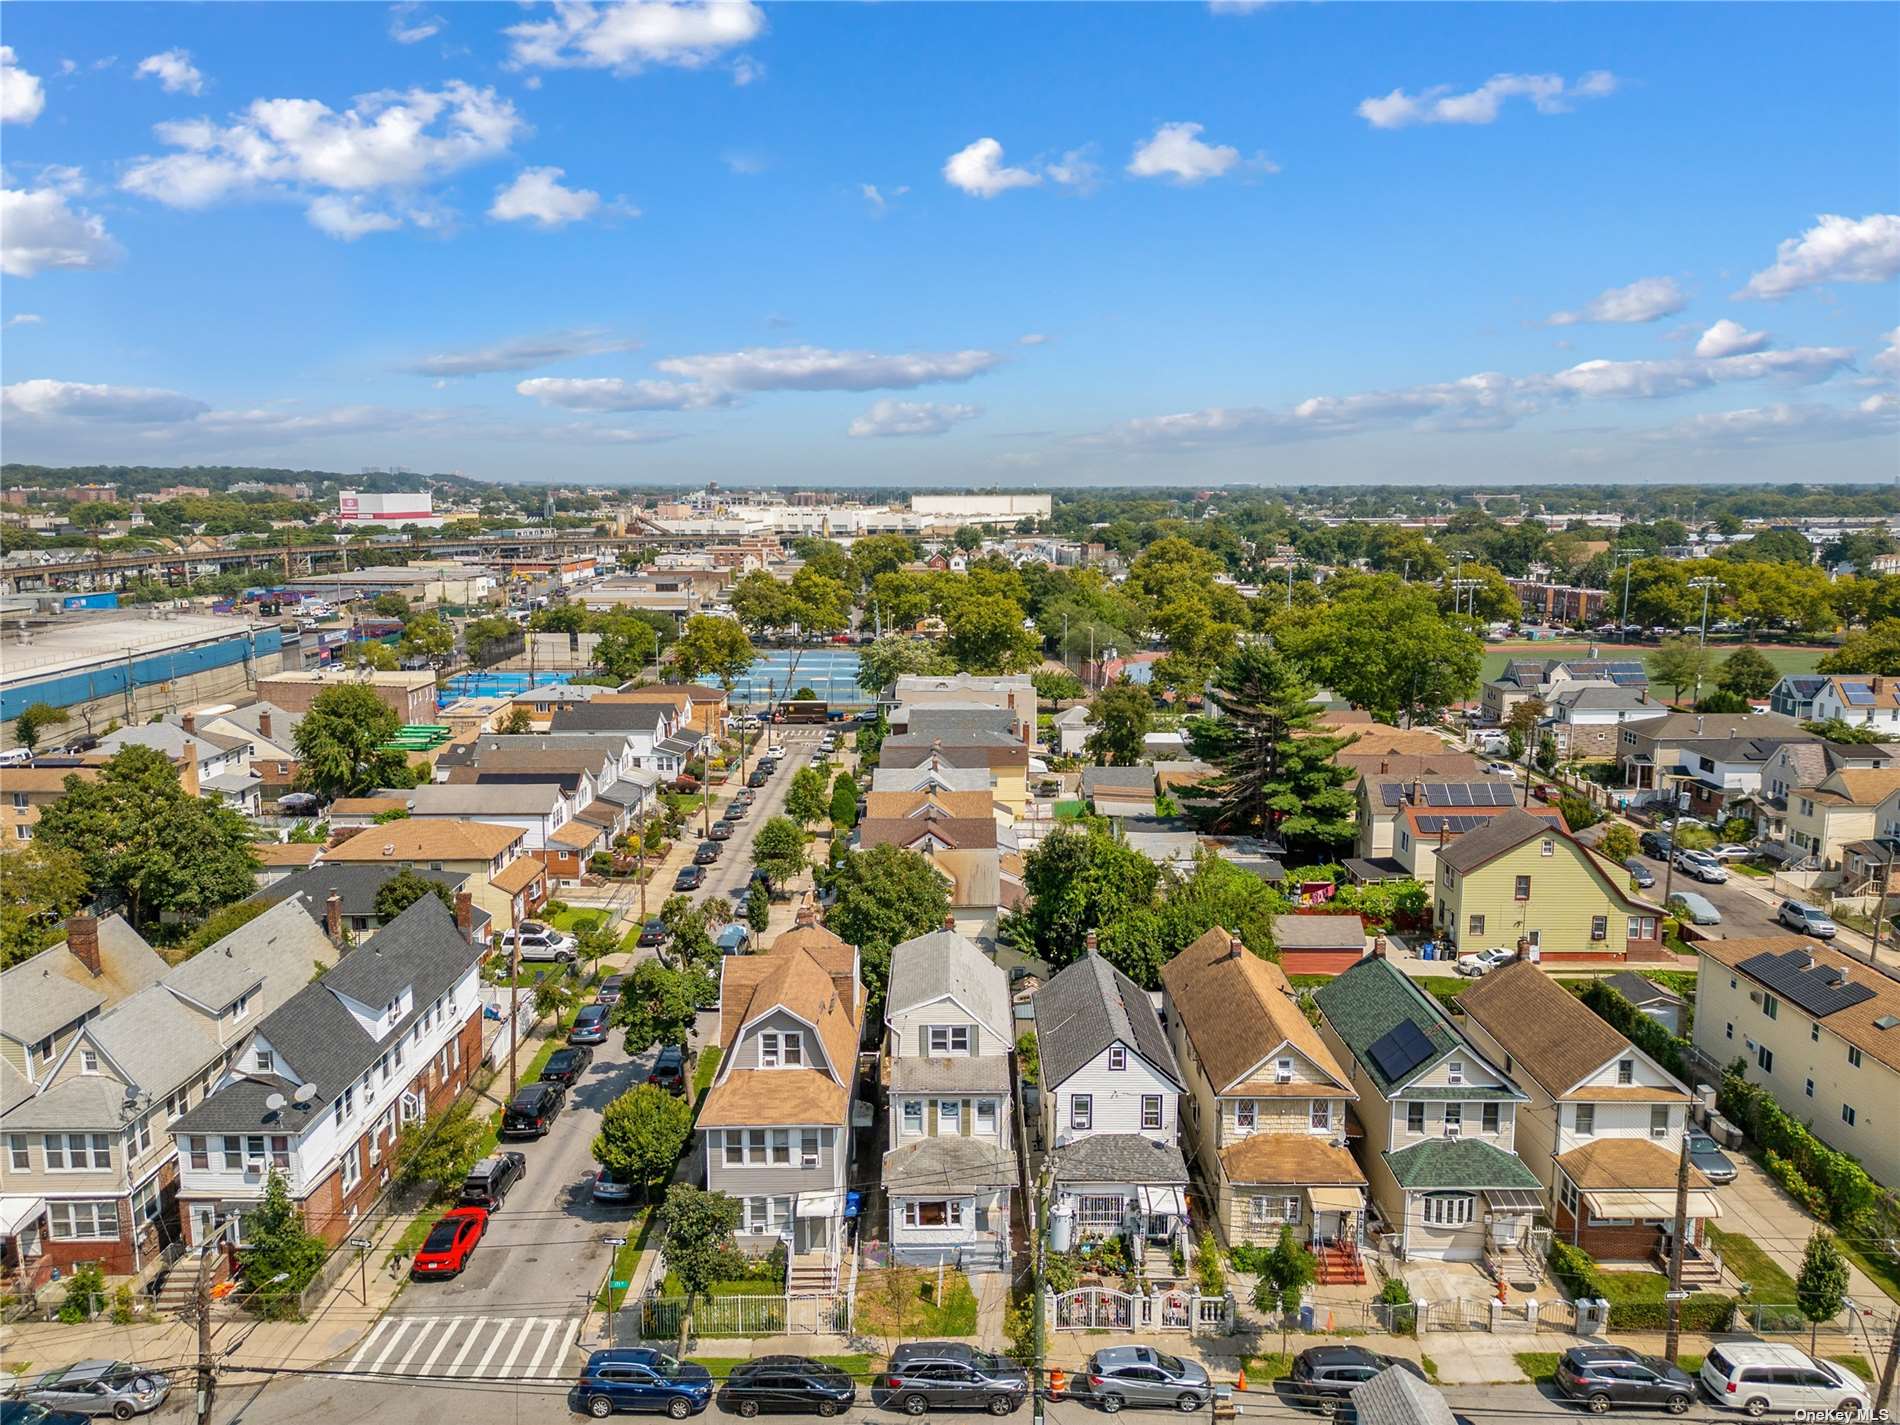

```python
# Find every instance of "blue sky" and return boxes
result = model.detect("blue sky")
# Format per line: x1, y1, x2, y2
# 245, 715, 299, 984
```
2, 1, 1896, 487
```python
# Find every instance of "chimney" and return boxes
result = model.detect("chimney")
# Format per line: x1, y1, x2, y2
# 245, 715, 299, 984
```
1438, 823, 1449, 848
795, 901, 817, 928
325, 891, 342, 942
1379, 759, 1389, 776
943, 915, 956, 932
1085, 928, 1098, 956
1228, 931, 1245, 961
258, 708, 273, 742
1876, 677, 1887, 699
1372, 935, 1387, 960
66, 915, 101, 977
1516, 935, 1531, 963
182, 711, 196, 737
1411, 776, 1423, 805
454, 892, 473, 939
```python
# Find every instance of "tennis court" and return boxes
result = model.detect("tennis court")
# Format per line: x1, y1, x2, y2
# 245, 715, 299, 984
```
440, 670, 576, 699
708, 649, 868, 707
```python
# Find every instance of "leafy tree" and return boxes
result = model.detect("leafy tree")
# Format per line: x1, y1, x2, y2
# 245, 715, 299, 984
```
593, 610, 659, 682
1597, 823, 1639, 865
530, 603, 589, 634
823, 844, 952, 1008
34, 746, 258, 933
1555, 792, 1601, 832
730, 570, 800, 640
398, 609, 454, 662
1804, 717, 1891, 745
1148, 593, 1242, 699
1015, 1030, 1039, 1086
374, 867, 455, 921
788, 568, 852, 635
178, 896, 275, 959
751, 815, 808, 885
785, 766, 828, 827
1817, 619, 1900, 676
1649, 637, 1714, 705
1003, 822, 1160, 972
745, 877, 771, 936
1694, 690, 1750, 714
1717, 645, 1779, 700
1503, 697, 1547, 741
1031, 669, 1084, 703
1085, 679, 1153, 766
293, 684, 410, 799
0, 842, 89, 970
499, 706, 535, 735
657, 1184, 744, 1304
1095, 850, 1291, 988
1185, 645, 1357, 859
1535, 731, 1558, 774
656, 895, 719, 972
1253, 1224, 1318, 1352
13, 701, 61, 753
1271, 575, 1481, 724
612, 957, 715, 1053
344, 639, 399, 671
391, 1098, 489, 1196
1794, 1230, 1849, 1352
790, 538, 850, 581
952, 525, 984, 552
240, 1169, 327, 1319
371, 592, 412, 619
670, 615, 755, 691
944, 593, 1038, 673
463, 614, 518, 657
575, 916, 618, 978
856, 634, 951, 694
829, 771, 860, 831
593, 1085, 694, 1199
845, 534, 918, 590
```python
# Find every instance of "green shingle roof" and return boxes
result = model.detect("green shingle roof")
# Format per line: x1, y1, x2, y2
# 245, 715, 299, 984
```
1384, 1138, 1541, 1191
1313, 956, 1460, 1094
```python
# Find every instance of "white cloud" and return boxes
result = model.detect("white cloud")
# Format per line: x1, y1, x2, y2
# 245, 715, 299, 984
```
2, 379, 208, 424
1127, 121, 1268, 185
731, 56, 763, 86
942, 138, 1040, 199
1207, 1, 1271, 12
1357, 70, 1617, 129
134, 49, 204, 96
120, 81, 523, 237
554, 424, 684, 445
406, 329, 637, 377
1646, 395, 1900, 447
1, 46, 46, 123
505, 1, 765, 74
1740, 213, 1900, 299
5, 313, 44, 328
1548, 276, 1687, 327
1047, 146, 1102, 194
515, 376, 732, 412
1871, 328, 1900, 381
847, 400, 980, 438
1018, 333, 1050, 347
0, 184, 124, 277
306, 195, 404, 240
388, 3, 445, 44
489, 166, 603, 227
656, 344, 1004, 391
1694, 318, 1771, 359
722, 150, 765, 175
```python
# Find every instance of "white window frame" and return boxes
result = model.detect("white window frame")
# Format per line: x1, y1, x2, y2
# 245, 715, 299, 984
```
939, 1099, 962, 1134
724, 1130, 745, 1167
255, 1049, 275, 1073
1107, 1046, 1127, 1072
1235, 1099, 1256, 1131
1447, 1060, 1464, 1086
1422, 1193, 1474, 1228
902, 1099, 924, 1135
7, 1134, 28, 1171
1617, 1059, 1634, 1085
1070, 1094, 1092, 1131
1310, 1100, 1331, 1132
975, 1099, 997, 1134
1443, 1102, 1463, 1134
340, 1142, 361, 1194
1406, 1102, 1426, 1135
800, 1130, 820, 1168
1574, 1103, 1596, 1137
1140, 1095, 1163, 1131
1650, 1105, 1670, 1139
927, 1025, 971, 1055
48, 1200, 119, 1241
770, 1129, 791, 1165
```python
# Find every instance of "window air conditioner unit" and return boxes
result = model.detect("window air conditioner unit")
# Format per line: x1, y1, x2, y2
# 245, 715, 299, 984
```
243, 1158, 267, 1174
801, 1154, 819, 1168
1749, 990, 1763, 1005
1445, 1126, 1461, 1140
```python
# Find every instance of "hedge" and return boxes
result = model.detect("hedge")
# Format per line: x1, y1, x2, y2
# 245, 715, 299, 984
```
1578, 980, 1690, 1082
1546, 1238, 1735, 1333
1718, 1065, 1881, 1231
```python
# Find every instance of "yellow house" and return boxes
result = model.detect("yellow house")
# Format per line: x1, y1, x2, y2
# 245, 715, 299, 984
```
1434, 808, 1664, 964
1786, 769, 1900, 870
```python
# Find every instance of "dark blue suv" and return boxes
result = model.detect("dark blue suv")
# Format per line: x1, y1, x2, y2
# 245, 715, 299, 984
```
568, 1350, 713, 1419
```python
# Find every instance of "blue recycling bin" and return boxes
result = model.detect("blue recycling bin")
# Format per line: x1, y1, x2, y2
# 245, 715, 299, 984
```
1299, 1304, 1315, 1330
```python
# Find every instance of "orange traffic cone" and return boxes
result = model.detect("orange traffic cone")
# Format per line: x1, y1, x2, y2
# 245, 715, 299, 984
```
1235, 1367, 1249, 1393
1048, 1370, 1067, 1399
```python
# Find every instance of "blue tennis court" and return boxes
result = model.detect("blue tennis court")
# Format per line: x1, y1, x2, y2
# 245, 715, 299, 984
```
441, 670, 576, 699
708, 649, 868, 707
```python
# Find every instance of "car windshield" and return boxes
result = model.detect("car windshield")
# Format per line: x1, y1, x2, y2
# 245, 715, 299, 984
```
423, 1223, 459, 1253
1153, 1353, 1185, 1374
969, 1351, 1005, 1372
648, 1353, 683, 1377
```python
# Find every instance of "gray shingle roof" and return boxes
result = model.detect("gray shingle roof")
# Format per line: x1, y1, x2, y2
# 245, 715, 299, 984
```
1082, 765, 1157, 796
551, 703, 669, 733
902, 708, 1019, 740
162, 898, 331, 1014
889, 1055, 1013, 1095
871, 765, 992, 794
1350, 1367, 1456, 1425
1272, 914, 1368, 951
1433, 808, 1558, 876
388, 783, 566, 816
1601, 970, 1682, 1007
253, 864, 467, 919
887, 929, 1012, 1046
0, 917, 164, 1047
1033, 953, 1181, 1091
1049, 1133, 1188, 1185
880, 1136, 1017, 1194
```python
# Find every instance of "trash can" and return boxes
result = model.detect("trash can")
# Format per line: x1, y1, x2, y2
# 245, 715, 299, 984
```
1299, 1304, 1315, 1331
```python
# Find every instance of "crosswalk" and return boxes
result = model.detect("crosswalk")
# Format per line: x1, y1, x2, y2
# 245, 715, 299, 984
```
339, 1313, 583, 1382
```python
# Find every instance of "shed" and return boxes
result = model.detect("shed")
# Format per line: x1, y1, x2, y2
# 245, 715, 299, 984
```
1601, 970, 1686, 1035
1272, 913, 1369, 975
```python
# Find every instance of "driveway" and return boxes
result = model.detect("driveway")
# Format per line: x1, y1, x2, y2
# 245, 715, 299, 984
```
1710, 1150, 1891, 1310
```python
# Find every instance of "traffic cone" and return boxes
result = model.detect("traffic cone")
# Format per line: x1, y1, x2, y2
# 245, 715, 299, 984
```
1235, 1367, 1248, 1392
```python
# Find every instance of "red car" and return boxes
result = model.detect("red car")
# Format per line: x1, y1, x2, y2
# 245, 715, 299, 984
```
410, 1206, 487, 1279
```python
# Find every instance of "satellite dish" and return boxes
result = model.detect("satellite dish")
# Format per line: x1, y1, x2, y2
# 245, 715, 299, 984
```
292, 1083, 317, 1104
264, 1093, 287, 1113
122, 1084, 141, 1104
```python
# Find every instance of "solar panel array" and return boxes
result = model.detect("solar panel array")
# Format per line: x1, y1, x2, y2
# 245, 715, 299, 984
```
1738, 950, 1878, 1019
1839, 682, 1876, 707
1423, 783, 1517, 808
1414, 814, 1499, 835
1367, 1020, 1437, 1084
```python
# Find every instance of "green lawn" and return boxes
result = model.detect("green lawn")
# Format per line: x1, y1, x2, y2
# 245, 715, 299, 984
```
595, 1208, 657, 1312
856, 1267, 979, 1338
1480, 643, 1829, 685
1236, 1353, 1295, 1384
662, 1273, 783, 1298
1830, 1354, 1872, 1382
686, 1356, 875, 1381
1707, 1226, 1799, 1300
1838, 1237, 1900, 1305
693, 1045, 723, 1096
1516, 1350, 1701, 1384
547, 906, 610, 934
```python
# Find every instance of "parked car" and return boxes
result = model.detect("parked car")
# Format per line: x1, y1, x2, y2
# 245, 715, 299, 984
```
747, 769, 770, 789
458, 1152, 527, 1210
411, 1206, 488, 1278
646, 1045, 688, 1095
1667, 891, 1722, 926
1686, 1131, 1737, 1185
1710, 843, 1756, 861
501, 921, 579, 963
1623, 857, 1657, 889
1554, 1345, 1696, 1415
9, 1363, 171, 1421
567, 1349, 714, 1420
1698, 1342, 1867, 1417
638, 919, 667, 947
674, 865, 705, 892
1639, 830, 1674, 859
1776, 899, 1838, 939
694, 842, 721, 865
1286, 1347, 1425, 1415
1673, 848, 1729, 884
541, 1046, 594, 1088
871, 1343, 1028, 1417
501, 1081, 566, 1139
569, 1004, 612, 1046
3, 1403, 91, 1425
708, 821, 733, 841
720, 803, 747, 824
718, 1357, 857, 1418
1483, 761, 1519, 779
596, 975, 627, 1007
1079, 1346, 1211, 1413
1456, 947, 1513, 977
592, 1166, 638, 1204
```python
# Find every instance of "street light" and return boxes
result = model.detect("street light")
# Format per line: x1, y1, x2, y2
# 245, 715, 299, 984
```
1688, 576, 1721, 703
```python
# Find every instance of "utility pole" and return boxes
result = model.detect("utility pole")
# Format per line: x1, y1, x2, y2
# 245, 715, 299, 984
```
1871, 840, 1897, 970
193, 1219, 235, 1425
1662, 1128, 1693, 1363
1660, 791, 1686, 921
1688, 576, 1720, 704
507, 943, 522, 1099
1877, 1313, 1899, 1418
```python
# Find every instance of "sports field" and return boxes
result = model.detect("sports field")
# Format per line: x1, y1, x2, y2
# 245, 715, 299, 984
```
1479, 641, 1830, 683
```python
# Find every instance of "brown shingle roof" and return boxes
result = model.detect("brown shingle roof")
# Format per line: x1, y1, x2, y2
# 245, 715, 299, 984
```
1457, 959, 1648, 1099
1808, 769, 1900, 806
857, 815, 998, 851
0, 767, 100, 794
697, 1068, 848, 1128
717, 928, 862, 1098
322, 820, 522, 863
491, 856, 545, 895
1159, 927, 1355, 1097
329, 795, 412, 816
254, 842, 322, 868
1271, 915, 1368, 952
1698, 935, 1900, 1075
1556, 1137, 1711, 1191
548, 821, 602, 851
863, 790, 995, 821
1220, 1133, 1367, 1186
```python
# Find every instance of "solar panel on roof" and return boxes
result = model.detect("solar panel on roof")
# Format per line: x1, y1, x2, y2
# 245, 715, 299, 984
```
1843, 683, 1875, 705
1478, 783, 1516, 806
1367, 1020, 1436, 1083
1739, 950, 1878, 1018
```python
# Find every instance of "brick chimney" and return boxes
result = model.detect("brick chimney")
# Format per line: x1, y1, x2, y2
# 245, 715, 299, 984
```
943, 914, 956, 931
795, 901, 817, 928
1228, 931, 1245, 961
454, 892, 474, 939
1379, 760, 1389, 776
325, 891, 342, 942
1085, 928, 1098, 955
1516, 935, 1531, 963
66, 915, 101, 977
181, 711, 196, 737
258, 708, 273, 742
1372, 935, 1387, 960
1411, 776, 1424, 805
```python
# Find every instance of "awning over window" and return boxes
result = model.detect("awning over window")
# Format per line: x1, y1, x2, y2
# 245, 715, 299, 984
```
1484, 1188, 1544, 1213
1138, 1185, 1186, 1217
796, 1192, 844, 1219
1306, 1186, 1364, 1213
1584, 1188, 1722, 1221
0, 1196, 46, 1237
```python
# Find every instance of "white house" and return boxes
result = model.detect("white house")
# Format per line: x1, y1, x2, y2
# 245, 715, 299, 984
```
1806, 675, 1900, 732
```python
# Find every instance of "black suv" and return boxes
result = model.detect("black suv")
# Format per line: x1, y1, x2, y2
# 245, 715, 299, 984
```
541, 1045, 594, 1087
674, 865, 705, 891
747, 768, 769, 789
1553, 1346, 1695, 1415
694, 841, 721, 865
500, 1081, 565, 1139
872, 1343, 1027, 1416
458, 1152, 526, 1210
1639, 830, 1673, 859
646, 1045, 687, 1095
1286, 1347, 1425, 1415
718, 1356, 856, 1418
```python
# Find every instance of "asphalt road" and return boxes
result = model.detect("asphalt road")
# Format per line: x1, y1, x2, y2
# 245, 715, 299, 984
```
689, 729, 825, 918
1629, 850, 1792, 940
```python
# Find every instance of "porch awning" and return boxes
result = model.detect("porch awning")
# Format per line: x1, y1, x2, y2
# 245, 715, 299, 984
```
1138, 1185, 1186, 1217
796, 1192, 844, 1218
0, 1196, 45, 1237
1306, 1186, 1364, 1213
1584, 1188, 1722, 1221
1484, 1188, 1544, 1213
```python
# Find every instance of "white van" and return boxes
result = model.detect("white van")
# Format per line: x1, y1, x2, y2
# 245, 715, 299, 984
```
1698, 1342, 1867, 1416
0, 747, 32, 767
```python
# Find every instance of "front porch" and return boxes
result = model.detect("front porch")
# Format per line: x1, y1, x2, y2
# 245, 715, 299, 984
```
785, 1192, 846, 1293
1553, 1138, 1720, 1274
878, 1135, 1016, 1275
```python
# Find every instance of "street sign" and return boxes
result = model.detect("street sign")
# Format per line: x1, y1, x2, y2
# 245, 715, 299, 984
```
611, 1280, 630, 1290
347, 1237, 374, 1249
1662, 1290, 1691, 1301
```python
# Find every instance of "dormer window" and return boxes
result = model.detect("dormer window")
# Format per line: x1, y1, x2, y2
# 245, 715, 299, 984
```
80, 1049, 99, 1075
760, 1031, 801, 1068
230, 993, 251, 1022
255, 1049, 275, 1074
1276, 1058, 1294, 1083
1108, 1046, 1127, 1072
928, 1025, 971, 1055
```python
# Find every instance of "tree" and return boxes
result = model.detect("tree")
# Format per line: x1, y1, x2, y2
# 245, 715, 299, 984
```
1503, 697, 1547, 742
1817, 619, 1900, 676
785, 766, 828, 828
499, 706, 535, 735
1031, 669, 1084, 703
13, 701, 61, 753
1003, 823, 1160, 973
593, 610, 659, 682
1597, 824, 1639, 865
593, 1085, 693, 1199
1555, 792, 1601, 832
745, 877, 771, 936
670, 615, 755, 690
1535, 731, 1558, 774
829, 772, 859, 832
1694, 690, 1750, 714
1185, 645, 1357, 859
1085, 679, 1153, 766
791, 538, 850, 581
952, 525, 984, 553
845, 534, 918, 591
944, 594, 1039, 674
1717, 646, 1779, 700
1649, 637, 1714, 705
1794, 1230, 1849, 1352
374, 867, 455, 921
391, 1098, 489, 1195
612, 957, 715, 1053
752, 815, 808, 885
344, 639, 399, 671
730, 570, 799, 640
530, 603, 589, 634
1253, 1224, 1318, 1353
1271, 575, 1481, 724
657, 1184, 744, 1304
856, 634, 950, 694
788, 568, 852, 636
240, 1169, 327, 1319
34, 746, 258, 933
371, 592, 412, 619
575, 916, 618, 979
0, 842, 89, 970
823, 844, 952, 1008
293, 684, 410, 799
1015, 1030, 1039, 1086
398, 610, 454, 662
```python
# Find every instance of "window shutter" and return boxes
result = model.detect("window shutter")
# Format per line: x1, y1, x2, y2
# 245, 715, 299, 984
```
927, 1100, 938, 1136
960, 1100, 972, 1136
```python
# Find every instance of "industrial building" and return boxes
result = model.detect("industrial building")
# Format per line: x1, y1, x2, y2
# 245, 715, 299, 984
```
336, 490, 444, 530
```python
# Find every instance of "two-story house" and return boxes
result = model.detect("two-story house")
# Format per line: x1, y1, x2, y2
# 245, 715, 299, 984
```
1784, 769, 1900, 871
1766, 675, 1829, 722
880, 927, 1017, 1273
2, 765, 100, 845
699, 916, 862, 1293
1543, 685, 1669, 759
1458, 960, 1716, 1272
1434, 809, 1665, 964
855, 815, 1018, 938
318, 820, 528, 938
877, 738, 1029, 819
169, 894, 486, 1249
254, 865, 491, 946
1033, 948, 1190, 1270
1160, 929, 1366, 1280
377, 783, 577, 852
1616, 711, 1804, 795
1314, 955, 1540, 1266
0, 902, 325, 1286
1804, 674, 1900, 732
1356, 778, 1518, 862
1754, 738, 1900, 845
